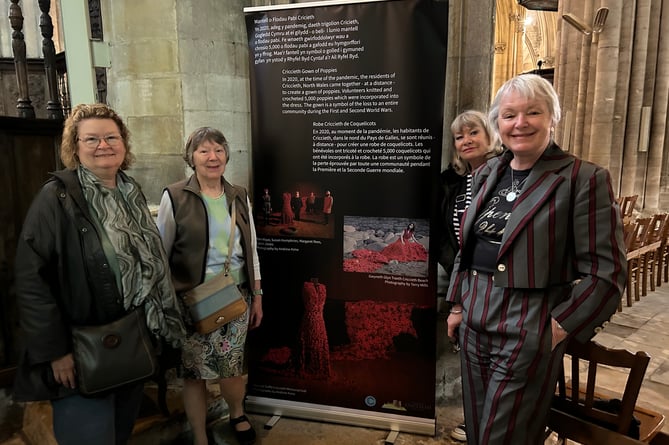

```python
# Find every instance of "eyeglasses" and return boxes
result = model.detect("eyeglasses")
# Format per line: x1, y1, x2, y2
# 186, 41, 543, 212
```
78, 135, 123, 148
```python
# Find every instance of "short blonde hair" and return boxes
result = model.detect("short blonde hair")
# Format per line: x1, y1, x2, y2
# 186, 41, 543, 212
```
489, 74, 561, 134
60, 103, 134, 170
450, 110, 502, 175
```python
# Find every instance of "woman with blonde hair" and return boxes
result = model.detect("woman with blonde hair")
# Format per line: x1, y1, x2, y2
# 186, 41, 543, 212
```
438, 110, 502, 442
439, 110, 502, 293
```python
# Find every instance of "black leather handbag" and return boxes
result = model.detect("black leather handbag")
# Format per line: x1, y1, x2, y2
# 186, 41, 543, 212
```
71, 306, 157, 395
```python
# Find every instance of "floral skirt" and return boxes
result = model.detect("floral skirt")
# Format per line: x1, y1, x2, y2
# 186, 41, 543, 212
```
179, 297, 250, 380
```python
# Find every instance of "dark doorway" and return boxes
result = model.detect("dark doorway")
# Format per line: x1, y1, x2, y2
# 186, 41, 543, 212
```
0, 116, 62, 386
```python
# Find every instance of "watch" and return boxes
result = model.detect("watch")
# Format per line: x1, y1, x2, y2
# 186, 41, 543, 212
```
252, 289, 263, 296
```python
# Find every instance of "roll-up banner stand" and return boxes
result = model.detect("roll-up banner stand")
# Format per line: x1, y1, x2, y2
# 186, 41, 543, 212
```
244, 0, 447, 436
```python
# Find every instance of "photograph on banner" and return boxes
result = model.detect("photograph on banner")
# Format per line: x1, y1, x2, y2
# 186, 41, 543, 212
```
343, 216, 429, 277
255, 184, 335, 239
244, 0, 447, 425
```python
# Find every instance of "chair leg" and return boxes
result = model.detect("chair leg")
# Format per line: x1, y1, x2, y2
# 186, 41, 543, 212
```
626, 264, 634, 307
625, 261, 633, 307
634, 259, 641, 301
639, 253, 648, 297
650, 252, 657, 292
656, 251, 663, 287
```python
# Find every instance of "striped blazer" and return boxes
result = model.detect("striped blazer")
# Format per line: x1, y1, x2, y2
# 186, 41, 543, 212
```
447, 143, 627, 343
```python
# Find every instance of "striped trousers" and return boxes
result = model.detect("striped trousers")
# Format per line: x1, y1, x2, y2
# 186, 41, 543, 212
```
458, 270, 568, 445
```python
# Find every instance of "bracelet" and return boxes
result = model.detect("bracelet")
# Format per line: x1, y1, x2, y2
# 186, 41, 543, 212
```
252, 289, 263, 296
450, 309, 463, 314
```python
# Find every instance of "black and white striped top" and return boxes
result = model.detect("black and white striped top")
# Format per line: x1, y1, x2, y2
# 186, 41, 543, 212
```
452, 174, 473, 243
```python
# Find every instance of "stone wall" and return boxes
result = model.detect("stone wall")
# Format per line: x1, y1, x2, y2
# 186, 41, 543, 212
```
100, 0, 253, 204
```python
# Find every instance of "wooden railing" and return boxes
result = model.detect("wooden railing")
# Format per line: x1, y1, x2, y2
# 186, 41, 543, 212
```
8, 0, 64, 118
37, 0, 64, 119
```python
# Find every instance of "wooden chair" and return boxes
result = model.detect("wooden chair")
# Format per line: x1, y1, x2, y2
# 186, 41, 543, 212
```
657, 219, 669, 286
643, 214, 669, 293
618, 195, 639, 222
626, 218, 653, 306
548, 340, 665, 444
622, 221, 638, 309
620, 195, 639, 224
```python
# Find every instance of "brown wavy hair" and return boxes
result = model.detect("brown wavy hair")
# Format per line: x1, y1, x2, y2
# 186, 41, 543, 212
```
60, 103, 134, 170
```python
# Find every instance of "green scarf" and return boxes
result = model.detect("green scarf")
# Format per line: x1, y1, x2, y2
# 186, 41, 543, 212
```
78, 166, 186, 347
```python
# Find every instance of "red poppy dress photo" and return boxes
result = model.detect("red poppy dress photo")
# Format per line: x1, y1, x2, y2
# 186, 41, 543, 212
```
297, 280, 331, 379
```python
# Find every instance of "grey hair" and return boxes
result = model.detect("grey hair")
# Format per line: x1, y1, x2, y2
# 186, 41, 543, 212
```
183, 127, 231, 168
488, 74, 561, 135
450, 110, 502, 175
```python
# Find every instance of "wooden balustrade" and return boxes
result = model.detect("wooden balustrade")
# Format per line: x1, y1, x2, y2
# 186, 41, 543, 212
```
6, 0, 69, 118
8, 0, 35, 118
38, 0, 64, 119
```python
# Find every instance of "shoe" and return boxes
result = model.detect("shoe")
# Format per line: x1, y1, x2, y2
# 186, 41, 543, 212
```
230, 414, 256, 445
451, 423, 467, 442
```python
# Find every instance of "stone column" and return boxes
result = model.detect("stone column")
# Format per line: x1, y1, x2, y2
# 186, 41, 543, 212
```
442, 0, 495, 170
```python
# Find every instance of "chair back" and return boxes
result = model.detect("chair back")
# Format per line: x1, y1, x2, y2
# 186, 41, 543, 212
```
624, 221, 638, 252
619, 195, 638, 223
554, 340, 650, 436
628, 217, 653, 253
647, 214, 668, 246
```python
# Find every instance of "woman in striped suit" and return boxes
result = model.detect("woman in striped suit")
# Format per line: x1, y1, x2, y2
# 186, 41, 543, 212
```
446, 74, 627, 445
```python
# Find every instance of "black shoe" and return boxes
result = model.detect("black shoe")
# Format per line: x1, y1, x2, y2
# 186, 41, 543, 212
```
230, 414, 256, 445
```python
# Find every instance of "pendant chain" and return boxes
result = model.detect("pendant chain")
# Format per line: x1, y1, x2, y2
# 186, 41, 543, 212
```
507, 168, 529, 202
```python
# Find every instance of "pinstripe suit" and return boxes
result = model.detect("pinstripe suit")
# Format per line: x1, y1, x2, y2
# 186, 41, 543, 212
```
447, 144, 627, 445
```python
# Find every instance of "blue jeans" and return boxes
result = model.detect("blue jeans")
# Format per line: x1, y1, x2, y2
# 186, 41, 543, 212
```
51, 382, 144, 445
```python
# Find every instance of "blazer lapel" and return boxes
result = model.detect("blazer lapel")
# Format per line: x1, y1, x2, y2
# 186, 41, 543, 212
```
497, 145, 575, 259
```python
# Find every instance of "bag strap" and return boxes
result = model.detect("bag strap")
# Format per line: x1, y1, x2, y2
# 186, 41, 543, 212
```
224, 199, 236, 274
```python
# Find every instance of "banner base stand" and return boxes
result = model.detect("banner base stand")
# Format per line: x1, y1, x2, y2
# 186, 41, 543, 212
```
246, 396, 436, 436
264, 414, 281, 430
385, 430, 400, 444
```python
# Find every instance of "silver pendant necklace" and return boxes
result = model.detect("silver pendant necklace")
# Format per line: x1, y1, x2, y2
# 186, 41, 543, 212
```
506, 169, 528, 202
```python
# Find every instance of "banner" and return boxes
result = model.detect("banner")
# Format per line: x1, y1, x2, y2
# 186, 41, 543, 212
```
244, 0, 447, 435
